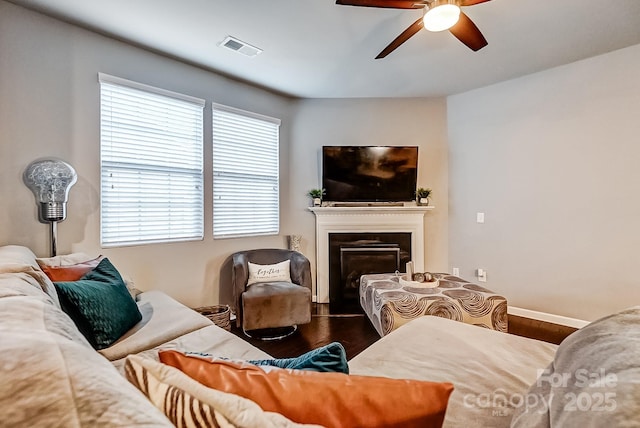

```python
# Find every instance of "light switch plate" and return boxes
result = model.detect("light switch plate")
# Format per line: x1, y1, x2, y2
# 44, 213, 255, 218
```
477, 212, 485, 223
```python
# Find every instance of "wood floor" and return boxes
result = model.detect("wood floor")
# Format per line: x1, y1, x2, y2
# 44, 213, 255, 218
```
508, 314, 578, 345
231, 305, 379, 360
231, 304, 578, 359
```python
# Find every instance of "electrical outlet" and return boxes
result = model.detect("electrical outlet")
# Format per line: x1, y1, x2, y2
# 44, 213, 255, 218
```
452, 267, 460, 276
477, 212, 485, 223
477, 268, 487, 282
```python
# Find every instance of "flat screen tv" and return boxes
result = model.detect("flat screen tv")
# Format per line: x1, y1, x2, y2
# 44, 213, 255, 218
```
322, 146, 418, 202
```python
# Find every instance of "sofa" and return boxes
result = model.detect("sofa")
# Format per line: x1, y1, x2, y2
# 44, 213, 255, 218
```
1, 244, 637, 427
0, 245, 288, 427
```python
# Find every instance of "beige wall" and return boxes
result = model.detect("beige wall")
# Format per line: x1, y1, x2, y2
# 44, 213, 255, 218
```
288, 98, 450, 296
0, 2, 448, 307
448, 43, 640, 321
9, 0, 632, 320
0, 2, 296, 307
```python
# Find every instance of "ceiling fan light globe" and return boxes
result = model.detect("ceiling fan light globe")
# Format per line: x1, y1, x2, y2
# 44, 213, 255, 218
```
423, 4, 461, 32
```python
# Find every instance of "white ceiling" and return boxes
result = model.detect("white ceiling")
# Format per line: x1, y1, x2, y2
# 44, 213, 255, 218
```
9, 0, 640, 98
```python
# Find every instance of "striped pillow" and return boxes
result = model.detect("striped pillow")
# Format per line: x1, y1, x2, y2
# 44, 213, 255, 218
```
124, 355, 321, 428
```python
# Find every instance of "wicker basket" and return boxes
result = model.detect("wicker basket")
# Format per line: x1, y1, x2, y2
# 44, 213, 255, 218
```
195, 305, 231, 331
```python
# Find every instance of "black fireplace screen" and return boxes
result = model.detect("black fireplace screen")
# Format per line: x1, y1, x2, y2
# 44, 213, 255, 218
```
329, 233, 411, 313
341, 246, 400, 290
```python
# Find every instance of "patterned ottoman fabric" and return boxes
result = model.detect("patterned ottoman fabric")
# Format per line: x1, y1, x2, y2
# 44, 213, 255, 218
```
360, 273, 508, 336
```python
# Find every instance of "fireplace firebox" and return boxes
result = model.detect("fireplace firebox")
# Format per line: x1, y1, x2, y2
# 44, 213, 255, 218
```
329, 232, 411, 313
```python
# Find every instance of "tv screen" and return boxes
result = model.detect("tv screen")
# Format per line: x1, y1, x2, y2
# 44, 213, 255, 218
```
322, 146, 418, 202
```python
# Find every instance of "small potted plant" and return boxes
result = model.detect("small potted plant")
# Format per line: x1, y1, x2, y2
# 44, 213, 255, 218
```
416, 188, 432, 206
307, 188, 325, 207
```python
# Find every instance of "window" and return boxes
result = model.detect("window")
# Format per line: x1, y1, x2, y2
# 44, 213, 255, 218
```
99, 73, 204, 247
212, 104, 280, 238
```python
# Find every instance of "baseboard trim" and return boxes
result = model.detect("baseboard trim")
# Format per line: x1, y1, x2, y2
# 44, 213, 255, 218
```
310, 299, 589, 328
508, 306, 589, 329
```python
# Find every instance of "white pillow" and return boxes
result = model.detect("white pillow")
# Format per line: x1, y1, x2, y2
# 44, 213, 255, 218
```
36, 252, 94, 267
247, 260, 291, 286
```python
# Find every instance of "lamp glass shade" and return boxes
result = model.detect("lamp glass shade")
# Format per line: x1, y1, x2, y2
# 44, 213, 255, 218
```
423, 4, 461, 32
23, 158, 77, 222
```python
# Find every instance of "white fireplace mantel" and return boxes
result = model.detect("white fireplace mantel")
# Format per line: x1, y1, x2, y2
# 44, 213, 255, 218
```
309, 205, 433, 303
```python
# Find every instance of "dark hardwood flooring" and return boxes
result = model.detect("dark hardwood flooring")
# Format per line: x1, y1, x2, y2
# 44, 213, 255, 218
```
231, 305, 379, 360
508, 314, 578, 345
230, 304, 578, 359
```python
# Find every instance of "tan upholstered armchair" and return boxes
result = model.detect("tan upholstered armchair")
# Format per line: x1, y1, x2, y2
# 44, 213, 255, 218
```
232, 249, 312, 337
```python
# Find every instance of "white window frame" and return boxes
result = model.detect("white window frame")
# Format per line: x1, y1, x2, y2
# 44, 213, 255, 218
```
99, 73, 205, 247
212, 103, 281, 239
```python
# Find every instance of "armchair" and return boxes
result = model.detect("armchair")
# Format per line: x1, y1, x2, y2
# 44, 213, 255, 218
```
231, 249, 312, 338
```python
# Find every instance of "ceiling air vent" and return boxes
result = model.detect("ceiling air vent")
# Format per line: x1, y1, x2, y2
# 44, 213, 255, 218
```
219, 36, 262, 58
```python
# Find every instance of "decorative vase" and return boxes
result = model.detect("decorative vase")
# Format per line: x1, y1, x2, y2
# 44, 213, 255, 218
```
313, 197, 322, 207
288, 235, 302, 253
417, 197, 430, 206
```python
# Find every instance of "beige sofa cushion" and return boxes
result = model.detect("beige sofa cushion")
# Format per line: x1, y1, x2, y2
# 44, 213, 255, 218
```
0, 284, 90, 346
0, 272, 57, 302
349, 315, 558, 428
0, 245, 46, 270
0, 245, 60, 307
0, 293, 172, 427
99, 290, 213, 361
113, 324, 272, 372
153, 324, 272, 359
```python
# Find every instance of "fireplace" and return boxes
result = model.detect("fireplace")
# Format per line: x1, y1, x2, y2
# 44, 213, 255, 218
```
329, 233, 411, 313
309, 205, 433, 304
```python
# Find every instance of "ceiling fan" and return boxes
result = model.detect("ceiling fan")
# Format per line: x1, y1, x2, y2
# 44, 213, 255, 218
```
336, 0, 490, 59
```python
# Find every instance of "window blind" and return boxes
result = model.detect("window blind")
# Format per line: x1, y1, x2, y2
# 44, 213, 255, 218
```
99, 73, 205, 247
212, 103, 280, 239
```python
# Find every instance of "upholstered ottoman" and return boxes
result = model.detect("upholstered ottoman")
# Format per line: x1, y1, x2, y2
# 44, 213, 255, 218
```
360, 273, 508, 336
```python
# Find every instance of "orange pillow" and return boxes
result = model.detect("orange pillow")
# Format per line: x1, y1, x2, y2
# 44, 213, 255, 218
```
159, 350, 453, 428
41, 256, 104, 282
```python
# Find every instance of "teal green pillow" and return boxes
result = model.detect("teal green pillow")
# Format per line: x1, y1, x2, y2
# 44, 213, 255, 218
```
186, 342, 349, 374
54, 258, 142, 350
248, 342, 349, 373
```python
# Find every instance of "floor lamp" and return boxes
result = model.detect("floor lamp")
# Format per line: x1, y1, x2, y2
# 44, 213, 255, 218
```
23, 158, 77, 257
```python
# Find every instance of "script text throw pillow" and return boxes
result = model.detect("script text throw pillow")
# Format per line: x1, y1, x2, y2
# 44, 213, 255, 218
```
247, 260, 291, 285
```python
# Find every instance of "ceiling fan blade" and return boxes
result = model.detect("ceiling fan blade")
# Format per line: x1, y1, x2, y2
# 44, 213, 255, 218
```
448, 11, 487, 51
459, 0, 491, 6
336, 0, 425, 9
376, 17, 424, 59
